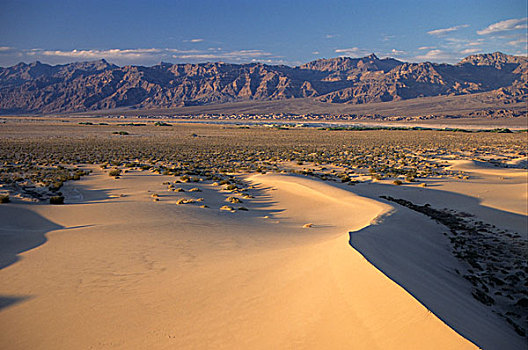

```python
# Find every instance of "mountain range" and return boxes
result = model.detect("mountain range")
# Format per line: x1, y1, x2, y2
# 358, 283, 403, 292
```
0, 52, 526, 114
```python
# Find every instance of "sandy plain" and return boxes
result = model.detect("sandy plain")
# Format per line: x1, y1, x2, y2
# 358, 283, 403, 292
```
0, 120, 526, 349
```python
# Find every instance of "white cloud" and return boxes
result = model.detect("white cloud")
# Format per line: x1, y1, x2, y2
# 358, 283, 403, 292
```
182, 38, 204, 43
325, 34, 336, 39
312, 51, 320, 55
460, 48, 481, 55
166, 48, 201, 54
0, 46, 13, 52
390, 49, 406, 55
172, 49, 273, 61
334, 47, 370, 57
477, 17, 528, 35
508, 38, 528, 46
0, 47, 283, 66
427, 24, 469, 36
418, 46, 435, 50
444, 37, 468, 44
414, 49, 459, 62
39, 48, 162, 60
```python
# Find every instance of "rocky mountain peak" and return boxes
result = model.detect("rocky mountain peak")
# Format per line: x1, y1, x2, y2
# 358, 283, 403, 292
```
0, 52, 525, 113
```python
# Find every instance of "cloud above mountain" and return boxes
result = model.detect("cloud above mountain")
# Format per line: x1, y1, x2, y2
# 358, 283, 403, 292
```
428, 24, 469, 36
477, 17, 528, 35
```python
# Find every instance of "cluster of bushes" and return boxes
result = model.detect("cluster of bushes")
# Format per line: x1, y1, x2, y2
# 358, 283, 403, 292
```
0, 125, 525, 202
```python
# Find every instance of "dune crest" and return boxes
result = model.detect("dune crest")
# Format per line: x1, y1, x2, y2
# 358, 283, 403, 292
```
0, 171, 478, 349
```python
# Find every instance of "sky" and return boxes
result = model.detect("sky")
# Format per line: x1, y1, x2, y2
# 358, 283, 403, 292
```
0, 0, 526, 67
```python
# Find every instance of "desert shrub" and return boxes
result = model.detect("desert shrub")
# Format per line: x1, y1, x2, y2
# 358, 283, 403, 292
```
109, 169, 122, 177
0, 194, 9, 203
50, 196, 64, 205
112, 131, 129, 135
154, 122, 171, 126
176, 198, 194, 204
226, 196, 242, 203
393, 179, 403, 185
49, 181, 63, 191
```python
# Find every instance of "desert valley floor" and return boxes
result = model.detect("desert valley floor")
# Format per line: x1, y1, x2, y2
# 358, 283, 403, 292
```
0, 118, 526, 349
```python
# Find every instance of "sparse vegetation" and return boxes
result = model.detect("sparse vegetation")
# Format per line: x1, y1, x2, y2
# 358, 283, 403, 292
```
226, 196, 242, 204
154, 122, 171, 127
0, 122, 525, 208
49, 196, 65, 205
381, 196, 528, 337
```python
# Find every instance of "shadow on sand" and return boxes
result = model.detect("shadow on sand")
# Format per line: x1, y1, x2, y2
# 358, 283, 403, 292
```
0, 206, 64, 270
0, 206, 64, 310
346, 182, 527, 350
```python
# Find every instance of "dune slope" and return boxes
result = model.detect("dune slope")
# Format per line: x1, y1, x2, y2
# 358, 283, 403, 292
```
0, 170, 476, 349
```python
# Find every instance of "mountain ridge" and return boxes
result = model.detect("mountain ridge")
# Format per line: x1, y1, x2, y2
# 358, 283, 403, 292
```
0, 52, 526, 113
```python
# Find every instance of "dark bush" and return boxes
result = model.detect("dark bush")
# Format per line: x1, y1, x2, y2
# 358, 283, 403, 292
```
50, 196, 65, 205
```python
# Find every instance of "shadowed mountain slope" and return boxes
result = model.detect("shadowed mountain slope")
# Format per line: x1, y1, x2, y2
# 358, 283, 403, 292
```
0, 52, 526, 113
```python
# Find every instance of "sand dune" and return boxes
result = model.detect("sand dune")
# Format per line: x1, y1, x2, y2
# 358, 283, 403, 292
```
0, 169, 480, 349
346, 160, 528, 349
445, 160, 527, 218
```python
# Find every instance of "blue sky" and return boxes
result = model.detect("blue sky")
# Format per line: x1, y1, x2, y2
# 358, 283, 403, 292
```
0, 0, 526, 67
